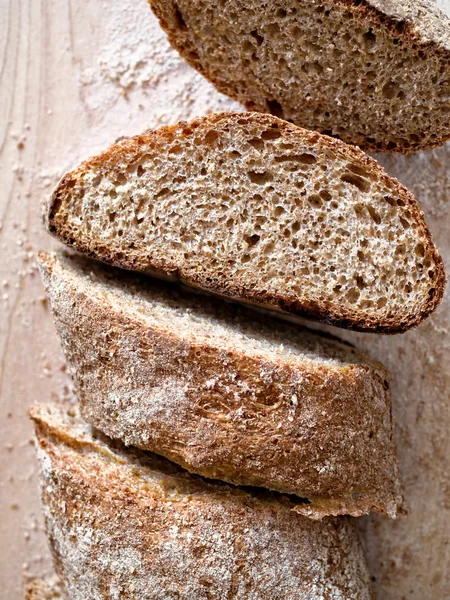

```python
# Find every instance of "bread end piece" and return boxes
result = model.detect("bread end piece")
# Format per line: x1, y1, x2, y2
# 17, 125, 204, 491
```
30, 402, 375, 600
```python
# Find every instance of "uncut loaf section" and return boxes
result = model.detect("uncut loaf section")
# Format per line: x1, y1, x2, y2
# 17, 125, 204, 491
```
149, 0, 450, 153
38, 251, 405, 520
30, 403, 374, 600
46, 113, 445, 333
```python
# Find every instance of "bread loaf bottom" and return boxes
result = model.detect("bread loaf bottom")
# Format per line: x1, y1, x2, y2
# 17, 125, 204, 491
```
38, 251, 405, 519
30, 403, 373, 600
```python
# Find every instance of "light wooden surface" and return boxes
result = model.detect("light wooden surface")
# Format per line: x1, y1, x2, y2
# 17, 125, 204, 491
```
0, 1, 449, 599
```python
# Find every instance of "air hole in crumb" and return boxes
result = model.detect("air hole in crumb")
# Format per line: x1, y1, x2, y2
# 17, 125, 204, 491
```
320, 190, 332, 201
377, 297, 387, 309
341, 173, 370, 193
113, 174, 126, 186
347, 163, 372, 179
261, 128, 282, 140
155, 187, 170, 199
204, 130, 219, 145
384, 195, 397, 207
108, 212, 116, 223
137, 165, 145, 177
169, 145, 183, 154
363, 29, 376, 50
308, 195, 322, 208
367, 205, 381, 224
346, 288, 360, 303
415, 243, 425, 257
250, 30, 264, 45
244, 234, 260, 247
355, 275, 366, 289
400, 217, 410, 229
248, 137, 265, 151
276, 153, 317, 165
382, 81, 401, 100
248, 170, 273, 184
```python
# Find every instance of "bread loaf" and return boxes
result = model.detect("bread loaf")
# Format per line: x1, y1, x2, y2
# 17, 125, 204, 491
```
46, 113, 446, 333
38, 251, 405, 519
30, 403, 374, 599
149, 0, 450, 153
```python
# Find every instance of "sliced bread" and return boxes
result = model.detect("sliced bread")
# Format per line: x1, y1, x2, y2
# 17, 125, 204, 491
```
38, 251, 405, 519
45, 113, 446, 333
149, 0, 450, 153
30, 403, 374, 599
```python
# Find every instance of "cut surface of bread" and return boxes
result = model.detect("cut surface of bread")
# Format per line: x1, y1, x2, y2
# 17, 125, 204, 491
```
46, 113, 446, 333
149, 0, 450, 153
30, 403, 373, 600
38, 251, 405, 519
25, 577, 65, 600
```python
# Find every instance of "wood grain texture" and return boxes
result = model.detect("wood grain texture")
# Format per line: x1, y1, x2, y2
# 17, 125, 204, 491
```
0, 1, 448, 599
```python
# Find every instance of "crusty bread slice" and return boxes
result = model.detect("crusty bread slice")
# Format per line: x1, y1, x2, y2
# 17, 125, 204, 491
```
38, 251, 405, 519
149, 0, 450, 154
30, 403, 373, 599
46, 113, 445, 333
25, 577, 65, 600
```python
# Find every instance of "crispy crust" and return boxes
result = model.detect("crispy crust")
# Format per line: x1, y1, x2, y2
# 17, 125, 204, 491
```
30, 403, 374, 600
38, 251, 405, 518
46, 112, 447, 334
148, 0, 450, 154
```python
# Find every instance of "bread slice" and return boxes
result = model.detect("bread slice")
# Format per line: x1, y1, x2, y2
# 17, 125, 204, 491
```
25, 577, 64, 600
149, 0, 450, 154
46, 113, 445, 333
30, 403, 374, 599
38, 251, 405, 519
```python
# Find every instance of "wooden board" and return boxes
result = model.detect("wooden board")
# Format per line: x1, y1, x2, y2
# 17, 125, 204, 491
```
0, 1, 449, 598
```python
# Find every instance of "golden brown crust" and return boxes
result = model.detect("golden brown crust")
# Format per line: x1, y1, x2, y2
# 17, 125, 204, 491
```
38, 251, 405, 518
30, 403, 374, 600
46, 112, 447, 334
148, 0, 450, 153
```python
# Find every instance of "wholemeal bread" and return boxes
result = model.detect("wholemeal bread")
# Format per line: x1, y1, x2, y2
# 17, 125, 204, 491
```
25, 577, 64, 600
38, 251, 405, 519
149, 0, 450, 154
30, 403, 374, 599
45, 113, 445, 333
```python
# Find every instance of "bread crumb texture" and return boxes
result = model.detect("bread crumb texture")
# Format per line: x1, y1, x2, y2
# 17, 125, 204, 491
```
37, 251, 404, 518
47, 113, 446, 333
148, 0, 450, 153
30, 403, 374, 600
